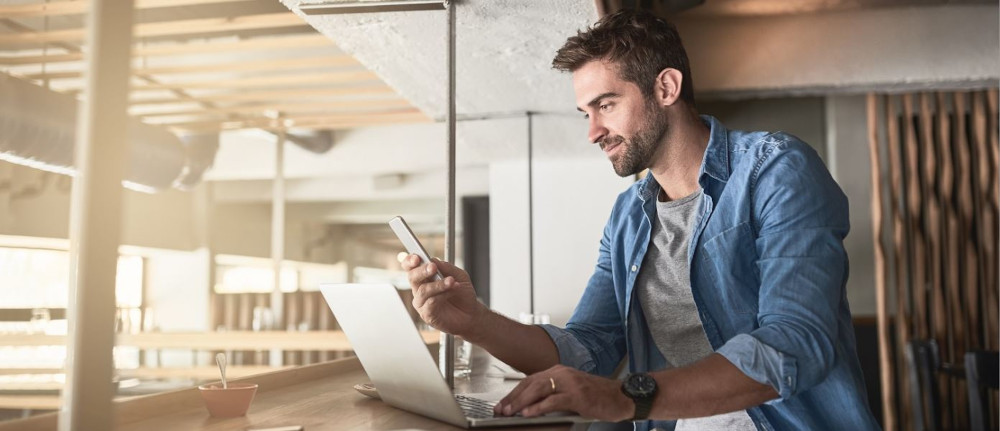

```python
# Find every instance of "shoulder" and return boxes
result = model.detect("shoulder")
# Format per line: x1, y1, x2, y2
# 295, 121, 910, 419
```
729, 130, 825, 182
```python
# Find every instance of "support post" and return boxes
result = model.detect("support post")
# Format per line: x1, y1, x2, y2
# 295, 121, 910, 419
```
442, 0, 457, 390
60, 0, 135, 429
271, 126, 287, 365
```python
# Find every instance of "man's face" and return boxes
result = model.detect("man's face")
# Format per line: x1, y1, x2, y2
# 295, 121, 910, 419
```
573, 60, 668, 177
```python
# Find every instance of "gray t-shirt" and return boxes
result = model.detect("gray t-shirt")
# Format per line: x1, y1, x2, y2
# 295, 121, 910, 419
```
635, 189, 756, 431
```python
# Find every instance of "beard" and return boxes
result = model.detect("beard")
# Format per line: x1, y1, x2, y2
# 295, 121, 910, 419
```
599, 101, 669, 177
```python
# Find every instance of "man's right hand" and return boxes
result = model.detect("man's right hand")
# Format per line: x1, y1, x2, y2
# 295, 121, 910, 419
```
402, 255, 486, 340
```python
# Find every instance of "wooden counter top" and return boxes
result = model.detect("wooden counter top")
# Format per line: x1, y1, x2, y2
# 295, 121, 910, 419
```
0, 330, 440, 351
0, 347, 595, 431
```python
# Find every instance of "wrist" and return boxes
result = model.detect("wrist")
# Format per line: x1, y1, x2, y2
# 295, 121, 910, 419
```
621, 372, 659, 421
614, 381, 636, 422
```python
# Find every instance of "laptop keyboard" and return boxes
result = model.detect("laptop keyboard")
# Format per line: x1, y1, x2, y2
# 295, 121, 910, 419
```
455, 394, 497, 419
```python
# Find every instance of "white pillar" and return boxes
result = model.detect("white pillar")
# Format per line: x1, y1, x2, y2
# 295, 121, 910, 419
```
825, 95, 877, 316
60, 0, 135, 429
270, 128, 286, 365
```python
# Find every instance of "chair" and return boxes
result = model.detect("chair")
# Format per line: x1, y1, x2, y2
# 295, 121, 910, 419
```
965, 350, 999, 431
907, 339, 943, 431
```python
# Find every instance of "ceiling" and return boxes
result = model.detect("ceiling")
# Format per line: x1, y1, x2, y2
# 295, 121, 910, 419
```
280, 0, 995, 120
1, 0, 995, 192
0, 0, 430, 134
2, 0, 993, 130
679, 0, 993, 17
281, 0, 594, 120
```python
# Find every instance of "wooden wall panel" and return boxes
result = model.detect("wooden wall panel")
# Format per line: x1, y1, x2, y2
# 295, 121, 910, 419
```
870, 90, 999, 430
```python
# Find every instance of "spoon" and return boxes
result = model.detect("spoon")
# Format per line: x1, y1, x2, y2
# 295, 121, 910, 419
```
215, 352, 228, 389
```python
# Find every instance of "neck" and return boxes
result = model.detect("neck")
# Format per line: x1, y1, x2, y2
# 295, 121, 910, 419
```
648, 109, 710, 202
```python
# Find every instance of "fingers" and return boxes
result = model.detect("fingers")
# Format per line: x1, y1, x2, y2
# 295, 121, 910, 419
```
495, 374, 556, 417
411, 276, 459, 309
400, 254, 422, 271
405, 255, 440, 289
521, 393, 570, 418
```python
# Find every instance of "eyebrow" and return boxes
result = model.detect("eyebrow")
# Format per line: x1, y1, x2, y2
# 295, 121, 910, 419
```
576, 92, 620, 112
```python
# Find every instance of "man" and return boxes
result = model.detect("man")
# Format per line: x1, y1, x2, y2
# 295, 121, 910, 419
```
403, 9, 879, 431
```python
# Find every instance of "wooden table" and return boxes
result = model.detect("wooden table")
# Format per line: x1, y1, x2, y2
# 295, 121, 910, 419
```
0, 347, 590, 431
0, 330, 440, 351
0, 330, 440, 411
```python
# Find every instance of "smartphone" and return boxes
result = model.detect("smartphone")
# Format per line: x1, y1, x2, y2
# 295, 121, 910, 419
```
388, 216, 443, 281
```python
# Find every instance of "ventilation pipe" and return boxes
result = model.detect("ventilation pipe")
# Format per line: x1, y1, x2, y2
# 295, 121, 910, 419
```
285, 129, 333, 154
0, 72, 218, 192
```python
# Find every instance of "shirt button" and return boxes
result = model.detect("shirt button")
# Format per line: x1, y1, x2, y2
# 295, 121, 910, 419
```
786, 376, 793, 386
631, 265, 638, 272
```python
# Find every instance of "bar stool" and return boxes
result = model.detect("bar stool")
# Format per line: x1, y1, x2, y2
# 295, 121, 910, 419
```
906, 339, 943, 431
965, 350, 999, 431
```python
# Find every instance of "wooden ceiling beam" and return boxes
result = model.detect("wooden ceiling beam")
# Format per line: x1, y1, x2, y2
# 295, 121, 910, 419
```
19, 55, 357, 80
130, 85, 396, 105
0, 34, 332, 66
52, 70, 378, 92
0, 10, 226, 115
146, 108, 425, 126
0, 13, 306, 45
133, 98, 414, 118
0, 0, 262, 18
131, 71, 379, 91
136, 33, 330, 57
167, 111, 431, 133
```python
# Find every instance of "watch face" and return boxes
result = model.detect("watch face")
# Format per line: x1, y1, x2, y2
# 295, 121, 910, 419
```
626, 373, 657, 397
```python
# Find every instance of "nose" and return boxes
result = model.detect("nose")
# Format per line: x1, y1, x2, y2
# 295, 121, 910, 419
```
588, 118, 608, 144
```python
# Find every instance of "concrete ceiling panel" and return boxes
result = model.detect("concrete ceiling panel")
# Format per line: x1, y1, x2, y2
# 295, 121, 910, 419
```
280, 0, 595, 118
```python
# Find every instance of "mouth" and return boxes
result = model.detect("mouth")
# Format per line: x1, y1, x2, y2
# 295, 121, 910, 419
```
601, 139, 622, 157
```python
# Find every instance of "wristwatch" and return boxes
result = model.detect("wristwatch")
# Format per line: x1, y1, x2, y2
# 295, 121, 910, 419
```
621, 372, 658, 420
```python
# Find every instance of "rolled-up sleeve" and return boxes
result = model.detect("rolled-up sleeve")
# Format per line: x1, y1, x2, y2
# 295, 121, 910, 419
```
538, 324, 599, 373
721, 138, 849, 400
717, 333, 798, 399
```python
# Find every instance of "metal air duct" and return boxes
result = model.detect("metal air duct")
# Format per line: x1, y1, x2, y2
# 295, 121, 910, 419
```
0, 72, 218, 192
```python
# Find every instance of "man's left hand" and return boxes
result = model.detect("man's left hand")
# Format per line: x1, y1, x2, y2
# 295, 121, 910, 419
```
493, 364, 633, 422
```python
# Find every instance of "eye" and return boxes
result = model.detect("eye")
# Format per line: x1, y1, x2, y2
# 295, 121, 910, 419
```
583, 113, 590, 120
599, 103, 613, 112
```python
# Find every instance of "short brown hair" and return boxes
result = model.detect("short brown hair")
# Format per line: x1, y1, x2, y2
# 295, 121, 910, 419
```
552, 9, 695, 105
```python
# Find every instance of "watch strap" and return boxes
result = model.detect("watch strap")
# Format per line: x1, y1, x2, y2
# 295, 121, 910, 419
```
632, 397, 653, 420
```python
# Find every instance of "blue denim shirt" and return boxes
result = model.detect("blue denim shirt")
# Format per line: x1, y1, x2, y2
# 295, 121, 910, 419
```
540, 116, 880, 431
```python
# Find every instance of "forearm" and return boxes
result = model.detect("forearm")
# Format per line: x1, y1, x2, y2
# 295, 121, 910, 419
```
649, 353, 778, 420
465, 309, 560, 374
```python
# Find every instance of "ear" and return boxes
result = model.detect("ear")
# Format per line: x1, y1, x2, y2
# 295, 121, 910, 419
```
653, 68, 683, 107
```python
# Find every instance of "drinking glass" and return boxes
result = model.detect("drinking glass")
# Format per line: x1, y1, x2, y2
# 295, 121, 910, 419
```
439, 333, 473, 379
29, 308, 50, 334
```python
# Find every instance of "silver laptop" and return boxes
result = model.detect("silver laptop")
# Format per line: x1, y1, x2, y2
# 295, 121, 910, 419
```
320, 283, 590, 428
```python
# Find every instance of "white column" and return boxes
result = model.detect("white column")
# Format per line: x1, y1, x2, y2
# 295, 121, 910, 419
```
270, 128, 286, 365
60, 0, 135, 430
825, 95, 877, 316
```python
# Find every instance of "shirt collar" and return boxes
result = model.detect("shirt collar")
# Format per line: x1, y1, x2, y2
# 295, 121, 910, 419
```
635, 115, 730, 202
698, 115, 731, 185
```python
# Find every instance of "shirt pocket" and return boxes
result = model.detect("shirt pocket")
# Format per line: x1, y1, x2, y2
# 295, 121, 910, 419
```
700, 221, 760, 316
